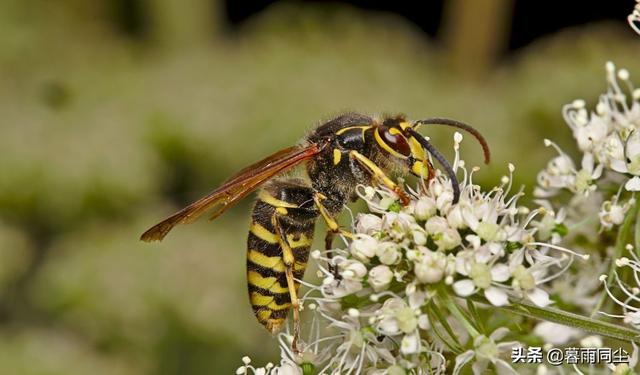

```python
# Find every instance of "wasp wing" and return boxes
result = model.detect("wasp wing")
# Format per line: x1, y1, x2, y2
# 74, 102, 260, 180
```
140, 143, 321, 242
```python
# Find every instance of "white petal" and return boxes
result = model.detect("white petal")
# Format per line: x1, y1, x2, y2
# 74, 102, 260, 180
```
489, 327, 510, 341
581, 152, 594, 172
453, 350, 475, 375
534, 322, 581, 345
610, 159, 629, 173
418, 314, 430, 330
491, 264, 510, 282
484, 287, 509, 306
453, 279, 475, 297
527, 288, 551, 307
471, 360, 489, 375
627, 130, 640, 158
494, 359, 519, 375
400, 331, 420, 355
408, 290, 426, 309
378, 317, 400, 335
277, 361, 302, 375
592, 163, 603, 179
626, 176, 640, 191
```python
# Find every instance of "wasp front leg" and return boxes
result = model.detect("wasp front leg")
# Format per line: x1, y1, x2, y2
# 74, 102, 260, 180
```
349, 150, 411, 205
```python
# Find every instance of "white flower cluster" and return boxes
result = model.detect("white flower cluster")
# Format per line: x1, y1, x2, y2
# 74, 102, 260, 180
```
536, 62, 640, 230
600, 244, 640, 329
239, 134, 585, 375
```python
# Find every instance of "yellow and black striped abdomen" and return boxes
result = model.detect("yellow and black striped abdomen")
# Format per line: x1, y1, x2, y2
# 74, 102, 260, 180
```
246, 180, 318, 333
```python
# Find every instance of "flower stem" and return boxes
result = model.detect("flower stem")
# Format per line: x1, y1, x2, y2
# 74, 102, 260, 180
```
590, 202, 638, 317
471, 296, 640, 344
438, 286, 480, 339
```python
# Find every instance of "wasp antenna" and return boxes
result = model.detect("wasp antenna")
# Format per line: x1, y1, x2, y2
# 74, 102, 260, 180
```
405, 128, 461, 204
413, 118, 491, 164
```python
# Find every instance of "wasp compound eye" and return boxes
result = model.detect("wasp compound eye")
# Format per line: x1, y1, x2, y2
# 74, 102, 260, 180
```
376, 124, 411, 157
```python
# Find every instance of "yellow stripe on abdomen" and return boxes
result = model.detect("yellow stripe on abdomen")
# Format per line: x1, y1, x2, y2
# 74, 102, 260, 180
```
247, 271, 289, 294
250, 222, 278, 244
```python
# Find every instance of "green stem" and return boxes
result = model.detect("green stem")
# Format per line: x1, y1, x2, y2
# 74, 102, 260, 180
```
438, 286, 480, 338
591, 202, 637, 317
471, 296, 640, 344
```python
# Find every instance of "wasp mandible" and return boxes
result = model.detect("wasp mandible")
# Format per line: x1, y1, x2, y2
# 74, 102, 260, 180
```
140, 113, 490, 352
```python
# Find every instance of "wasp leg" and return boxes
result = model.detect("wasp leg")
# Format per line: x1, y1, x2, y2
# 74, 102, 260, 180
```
349, 150, 411, 205
270, 213, 303, 354
313, 193, 353, 238
313, 193, 352, 278
324, 230, 340, 279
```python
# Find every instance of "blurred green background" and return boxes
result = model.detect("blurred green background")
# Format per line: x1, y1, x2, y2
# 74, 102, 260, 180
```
0, 0, 639, 373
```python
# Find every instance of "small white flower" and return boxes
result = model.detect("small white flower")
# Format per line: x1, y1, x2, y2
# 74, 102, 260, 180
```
375, 241, 401, 265
350, 234, 379, 261
414, 250, 447, 283
413, 196, 437, 220
356, 213, 383, 234
368, 265, 393, 292
475, 221, 504, 242
340, 260, 367, 281
425, 216, 449, 236
453, 328, 520, 375
600, 196, 635, 230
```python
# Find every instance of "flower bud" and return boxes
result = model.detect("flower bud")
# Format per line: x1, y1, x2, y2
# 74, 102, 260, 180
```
414, 251, 446, 283
350, 234, 378, 261
376, 242, 401, 265
413, 196, 437, 220
340, 260, 367, 281
356, 214, 382, 234
368, 265, 393, 292
425, 216, 448, 235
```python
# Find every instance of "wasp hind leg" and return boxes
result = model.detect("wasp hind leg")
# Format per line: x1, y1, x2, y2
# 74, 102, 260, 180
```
270, 212, 303, 354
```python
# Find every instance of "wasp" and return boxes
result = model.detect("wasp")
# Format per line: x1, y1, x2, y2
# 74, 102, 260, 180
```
140, 113, 490, 352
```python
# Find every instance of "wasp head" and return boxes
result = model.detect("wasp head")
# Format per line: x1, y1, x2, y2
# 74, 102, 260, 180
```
373, 115, 491, 204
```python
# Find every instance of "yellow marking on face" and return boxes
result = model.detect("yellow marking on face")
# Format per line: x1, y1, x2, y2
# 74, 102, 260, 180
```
396, 122, 425, 160
251, 291, 275, 306
411, 160, 430, 178
389, 127, 402, 136
409, 138, 425, 159
247, 271, 289, 293
258, 190, 299, 208
276, 207, 288, 215
287, 233, 313, 248
250, 222, 278, 244
374, 128, 407, 159
333, 149, 342, 165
